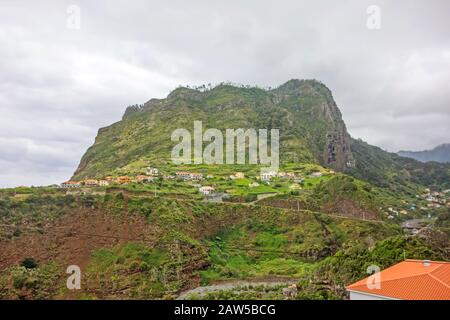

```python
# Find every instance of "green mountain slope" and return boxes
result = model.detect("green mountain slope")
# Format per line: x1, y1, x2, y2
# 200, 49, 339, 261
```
73, 79, 354, 179
349, 139, 450, 190
72, 79, 450, 191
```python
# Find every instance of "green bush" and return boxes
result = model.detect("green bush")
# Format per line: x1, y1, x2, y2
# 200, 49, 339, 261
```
21, 258, 38, 269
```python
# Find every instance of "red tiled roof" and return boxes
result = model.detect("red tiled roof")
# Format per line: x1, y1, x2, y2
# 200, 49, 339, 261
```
346, 259, 450, 300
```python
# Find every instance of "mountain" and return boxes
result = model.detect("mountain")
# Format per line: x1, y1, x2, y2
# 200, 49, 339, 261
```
398, 144, 450, 163
73, 79, 355, 179
72, 79, 450, 190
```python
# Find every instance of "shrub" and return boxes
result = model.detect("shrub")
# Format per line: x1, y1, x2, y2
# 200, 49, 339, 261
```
20, 258, 38, 269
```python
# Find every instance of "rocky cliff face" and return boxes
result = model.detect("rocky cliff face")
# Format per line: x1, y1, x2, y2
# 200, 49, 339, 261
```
272, 79, 354, 172
72, 79, 355, 179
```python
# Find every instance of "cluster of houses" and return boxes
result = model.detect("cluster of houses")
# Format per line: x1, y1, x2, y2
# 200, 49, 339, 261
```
60, 166, 331, 202
384, 188, 450, 220
420, 188, 449, 209
60, 167, 160, 188
259, 171, 297, 182
386, 207, 409, 219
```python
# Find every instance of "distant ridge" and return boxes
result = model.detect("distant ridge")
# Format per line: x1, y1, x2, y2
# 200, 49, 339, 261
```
398, 143, 450, 163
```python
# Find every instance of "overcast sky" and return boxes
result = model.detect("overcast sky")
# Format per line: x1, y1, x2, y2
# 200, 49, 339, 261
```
1, 0, 449, 187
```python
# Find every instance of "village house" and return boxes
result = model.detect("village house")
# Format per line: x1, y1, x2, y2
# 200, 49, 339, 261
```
175, 172, 203, 181
387, 207, 399, 215
229, 172, 244, 180
136, 175, 151, 183
116, 176, 131, 184
99, 180, 109, 187
147, 167, 159, 176
293, 178, 304, 184
199, 186, 215, 195
84, 179, 99, 187
65, 189, 82, 195
176, 172, 191, 180
190, 173, 203, 180
234, 172, 245, 179
191, 172, 203, 180
260, 171, 277, 182
60, 181, 81, 188
289, 183, 302, 190
346, 260, 450, 300
205, 192, 229, 203
309, 172, 323, 178
105, 176, 114, 182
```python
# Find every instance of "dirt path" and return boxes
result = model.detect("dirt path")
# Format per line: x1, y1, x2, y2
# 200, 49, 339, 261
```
176, 278, 297, 300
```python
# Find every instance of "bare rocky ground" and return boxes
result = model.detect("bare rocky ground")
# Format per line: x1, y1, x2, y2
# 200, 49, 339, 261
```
0, 208, 157, 272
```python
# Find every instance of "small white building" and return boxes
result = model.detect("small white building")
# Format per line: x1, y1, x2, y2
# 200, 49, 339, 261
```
309, 172, 323, 178
199, 186, 215, 195
289, 183, 302, 190
190, 173, 203, 180
61, 181, 81, 188
234, 172, 245, 179
176, 172, 191, 180
99, 180, 109, 187
260, 171, 277, 182
84, 179, 99, 187
147, 167, 159, 175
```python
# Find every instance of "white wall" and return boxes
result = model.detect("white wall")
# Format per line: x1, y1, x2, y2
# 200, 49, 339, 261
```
349, 291, 393, 300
